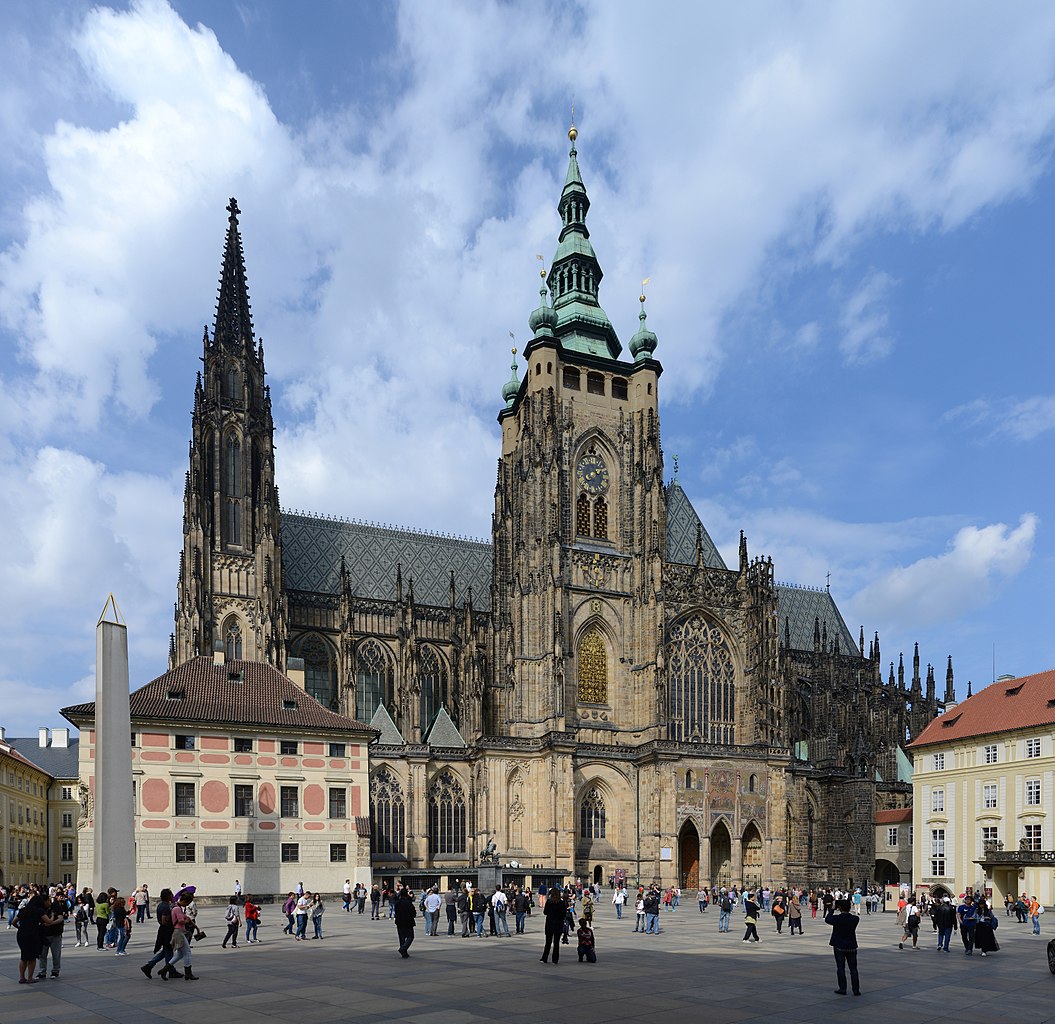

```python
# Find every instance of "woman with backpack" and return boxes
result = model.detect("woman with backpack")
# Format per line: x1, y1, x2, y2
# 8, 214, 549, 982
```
221, 895, 241, 948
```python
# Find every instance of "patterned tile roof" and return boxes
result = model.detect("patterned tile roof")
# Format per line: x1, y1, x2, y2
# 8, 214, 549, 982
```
61, 657, 373, 734
664, 483, 727, 569
368, 704, 405, 745
423, 706, 466, 748
910, 667, 1055, 749
281, 512, 492, 610
874, 807, 913, 825
777, 584, 859, 656
7, 738, 80, 780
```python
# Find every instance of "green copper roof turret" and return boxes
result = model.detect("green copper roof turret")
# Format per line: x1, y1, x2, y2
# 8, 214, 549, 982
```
629, 293, 658, 362
502, 348, 520, 408
545, 125, 621, 359
528, 269, 557, 337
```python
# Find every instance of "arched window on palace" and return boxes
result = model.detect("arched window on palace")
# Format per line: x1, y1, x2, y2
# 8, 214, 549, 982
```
370, 768, 405, 856
580, 788, 606, 840
222, 435, 242, 546
292, 633, 338, 709
419, 645, 449, 731
356, 639, 395, 722
666, 614, 736, 744
427, 770, 466, 857
577, 628, 608, 704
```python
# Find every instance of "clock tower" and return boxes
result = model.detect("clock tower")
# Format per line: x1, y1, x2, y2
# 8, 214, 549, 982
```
491, 125, 667, 743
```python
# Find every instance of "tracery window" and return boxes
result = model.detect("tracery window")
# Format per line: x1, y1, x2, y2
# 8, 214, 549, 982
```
224, 618, 243, 661
293, 633, 337, 709
580, 788, 606, 840
666, 614, 736, 743
427, 770, 466, 857
370, 768, 405, 856
576, 493, 591, 536
226, 364, 239, 400
419, 645, 449, 731
577, 627, 608, 704
592, 497, 607, 539
356, 639, 395, 722
222, 436, 242, 546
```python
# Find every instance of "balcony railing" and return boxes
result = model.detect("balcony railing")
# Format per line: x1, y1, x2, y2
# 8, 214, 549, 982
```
976, 847, 1055, 865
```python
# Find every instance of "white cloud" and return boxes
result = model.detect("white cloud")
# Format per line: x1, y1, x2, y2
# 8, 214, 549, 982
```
947, 394, 1055, 442
850, 513, 1038, 631
839, 269, 894, 364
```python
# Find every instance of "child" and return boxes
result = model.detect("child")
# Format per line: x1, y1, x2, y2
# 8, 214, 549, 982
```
576, 917, 596, 962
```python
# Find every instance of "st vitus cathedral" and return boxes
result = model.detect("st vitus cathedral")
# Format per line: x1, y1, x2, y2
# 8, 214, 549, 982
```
170, 126, 955, 891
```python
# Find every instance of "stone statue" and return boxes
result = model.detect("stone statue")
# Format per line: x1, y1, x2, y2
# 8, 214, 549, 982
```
479, 837, 499, 864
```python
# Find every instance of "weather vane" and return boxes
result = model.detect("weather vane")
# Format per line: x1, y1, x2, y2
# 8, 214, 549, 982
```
640, 276, 651, 303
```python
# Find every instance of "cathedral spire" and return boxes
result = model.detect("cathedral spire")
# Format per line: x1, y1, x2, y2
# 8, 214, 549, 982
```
213, 197, 255, 352
945, 655, 955, 703
545, 124, 621, 359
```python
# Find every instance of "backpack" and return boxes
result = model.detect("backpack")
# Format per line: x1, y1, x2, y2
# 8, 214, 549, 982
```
225, 906, 237, 923
721, 897, 732, 913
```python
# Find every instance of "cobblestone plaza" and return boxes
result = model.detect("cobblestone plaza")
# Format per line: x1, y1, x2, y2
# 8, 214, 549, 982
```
3, 899, 1053, 1024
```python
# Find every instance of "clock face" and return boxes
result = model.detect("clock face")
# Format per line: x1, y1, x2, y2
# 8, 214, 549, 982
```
577, 454, 609, 495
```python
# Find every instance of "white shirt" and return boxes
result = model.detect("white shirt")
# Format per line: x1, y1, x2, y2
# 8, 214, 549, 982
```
491, 891, 507, 910
343, 882, 351, 895
424, 892, 442, 912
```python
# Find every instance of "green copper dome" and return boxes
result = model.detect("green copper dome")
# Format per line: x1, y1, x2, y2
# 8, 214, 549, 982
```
502, 351, 520, 408
528, 279, 557, 336
629, 299, 658, 362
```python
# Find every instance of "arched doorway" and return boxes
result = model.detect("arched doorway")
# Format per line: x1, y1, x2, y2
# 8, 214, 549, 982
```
710, 820, 732, 885
679, 820, 700, 889
593, 865, 603, 885
874, 859, 900, 884
742, 822, 763, 891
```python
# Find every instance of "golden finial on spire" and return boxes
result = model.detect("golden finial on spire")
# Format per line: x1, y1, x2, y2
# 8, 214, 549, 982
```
537, 253, 546, 278
569, 99, 577, 142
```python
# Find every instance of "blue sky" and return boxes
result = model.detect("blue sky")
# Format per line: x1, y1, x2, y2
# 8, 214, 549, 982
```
1, 0, 1053, 736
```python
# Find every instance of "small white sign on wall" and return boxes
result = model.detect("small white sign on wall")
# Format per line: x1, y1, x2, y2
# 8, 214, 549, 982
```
660, 847, 672, 861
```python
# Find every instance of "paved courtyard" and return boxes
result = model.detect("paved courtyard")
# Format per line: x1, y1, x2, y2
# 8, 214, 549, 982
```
2, 899, 1054, 1024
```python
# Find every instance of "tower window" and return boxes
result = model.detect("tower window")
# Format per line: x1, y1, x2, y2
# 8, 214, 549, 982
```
592, 497, 607, 539
587, 372, 605, 396
612, 378, 628, 401
580, 788, 606, 839
536, 363, 541, 376
547, 361, 552, 374
225, 620, 242, 660
577, 627, 608, 704
563, 367, 580, 390
576, 493, 591, 537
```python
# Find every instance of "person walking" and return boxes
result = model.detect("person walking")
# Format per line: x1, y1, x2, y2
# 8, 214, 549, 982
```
825, 898, 860, 996
1030, 895, 1043, 935
613, 885, 626, 920
742, 893, 760, 943
974, 900, 1000, 957
282, 892, 296, 934
310, 892, 325, 938
94, 890, 111, 950
540, 887, 567, 963
163, 893, 198, 980
934, 896, 956, 952
244, 895, 260, 943
343, 879, 351, 912
633, 894, 646, 932
772, 892, 786, 933
718, 890, 733, 932
788, 894, 803, 935
140, 888, 175, 978
134, 886, 149, 924
113, 895, 132, 955
37, 894, 68, 978
221, 895, 240, 948
370, 884, 381, 920
898, 896, 920, 950
233, 879, 241, 904
957, 893, 978, 955
644, 888, 661, 934
394, 889, 416, 958
74, 893, 92, 947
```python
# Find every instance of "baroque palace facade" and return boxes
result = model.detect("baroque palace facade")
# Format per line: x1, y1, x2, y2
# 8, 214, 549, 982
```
169, 126, 954, 891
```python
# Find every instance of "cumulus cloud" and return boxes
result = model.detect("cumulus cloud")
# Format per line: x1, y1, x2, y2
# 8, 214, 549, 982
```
850, 513, 1038, 631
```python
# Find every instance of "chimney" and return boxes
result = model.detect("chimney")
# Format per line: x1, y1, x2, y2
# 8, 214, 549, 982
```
287, 657, 306, 691
213, 639, 225, 667
38, 727, 50, 748
0, 726, 6, 741
53, 727, 70, 748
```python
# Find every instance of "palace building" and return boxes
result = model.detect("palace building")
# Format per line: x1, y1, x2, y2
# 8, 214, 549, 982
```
162, 126, 951, 892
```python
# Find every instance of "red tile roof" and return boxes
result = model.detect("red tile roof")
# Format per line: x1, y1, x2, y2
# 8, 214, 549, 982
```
61, 657, 374, 735
909, 667, 1055, 749
875, 807, 912, 825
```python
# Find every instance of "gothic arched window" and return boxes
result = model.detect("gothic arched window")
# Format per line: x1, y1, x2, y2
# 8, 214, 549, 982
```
226, 363, 239, 400
222, 436, 242, 546
427, 770, 466, 857
293, 633, 338, 709
356, 639, 395, 721
370, 768, 405, 856
593, 497, 608, 539
577, 628, 608, 704
667, 614, 736, 743
576, 493, 591, 536
223, 617, 242, 661
580, 788, 606, 840
419, 645, 448, 731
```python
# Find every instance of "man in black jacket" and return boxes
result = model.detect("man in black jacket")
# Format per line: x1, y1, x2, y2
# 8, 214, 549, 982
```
394, 889, 416, 958
934, 896, 957, 952
825, 898, 860, 996
540, 889, 567, 963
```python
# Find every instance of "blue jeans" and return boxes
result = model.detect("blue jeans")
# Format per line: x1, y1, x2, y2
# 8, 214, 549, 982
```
295, 913, 307, 938
1033, 914, 1041, 934
388, 901, 396, 919
313, 916, 323, 938
496, 910, 510, 936
937, 926, 952, 951
719, 909, 731, 932
116, 927, 130, 953
423, 910, 435, 934
645, 912, 659, 933
615, 903, 622, 919
473, 911, 484, 936
515, 911, 526, 933
245, 919, 258, 941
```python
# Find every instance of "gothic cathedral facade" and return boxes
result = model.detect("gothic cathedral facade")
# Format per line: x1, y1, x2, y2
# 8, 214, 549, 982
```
171, 130, 953, 891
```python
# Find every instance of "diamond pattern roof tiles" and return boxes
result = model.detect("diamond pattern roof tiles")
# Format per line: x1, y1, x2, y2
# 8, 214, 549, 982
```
776, 584, 859, 656
664, 483, 726, 569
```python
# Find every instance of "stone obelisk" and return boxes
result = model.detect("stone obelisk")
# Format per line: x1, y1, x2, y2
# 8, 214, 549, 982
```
93, 595, 135, 892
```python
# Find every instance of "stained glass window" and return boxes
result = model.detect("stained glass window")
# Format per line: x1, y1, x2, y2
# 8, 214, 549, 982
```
356, 639, 395, 721
667, 615, 736, 743
224, 619, 242, 661
580, 788, 606, 839
419, 645, 448, 731
427, 770, 466, 856
577, 628, 608, 704
371, 768, 405, 856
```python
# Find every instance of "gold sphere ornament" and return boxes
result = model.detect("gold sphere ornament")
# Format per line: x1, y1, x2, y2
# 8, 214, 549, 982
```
568, 125, 578, 142
639, 294, 646, 303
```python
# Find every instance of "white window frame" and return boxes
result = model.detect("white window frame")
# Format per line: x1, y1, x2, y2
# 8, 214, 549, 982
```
887, 827, 898, 847
1027, 738, 1042, 759
933, 752, 945, 771
930, 828, 946, 876
983, 783, 998, 810
1027, 778, 1042, 806
983, 744, 998, 765
1024, 824, 1042, 851
932, 788, 945, 813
